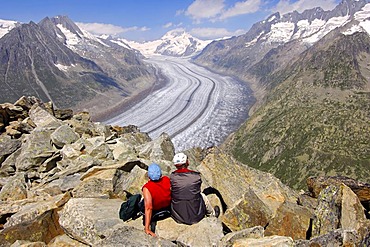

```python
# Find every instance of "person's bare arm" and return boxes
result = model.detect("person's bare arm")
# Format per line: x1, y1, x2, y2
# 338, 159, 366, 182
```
143, 187, 156, 237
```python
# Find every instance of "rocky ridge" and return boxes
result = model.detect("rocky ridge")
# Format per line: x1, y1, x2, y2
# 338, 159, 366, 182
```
0, 96, 369, 246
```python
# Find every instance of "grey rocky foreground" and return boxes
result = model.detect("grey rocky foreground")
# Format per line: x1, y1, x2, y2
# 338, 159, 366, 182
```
0, 96, 369, 246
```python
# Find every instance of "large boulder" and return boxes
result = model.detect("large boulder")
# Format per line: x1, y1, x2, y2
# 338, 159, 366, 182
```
295, 229, 360, 247
312, 183, 367, 238
3, 193, 70, 228
219, 226, 264, 246
58, 198, 127, 245
198, 148, 300, 233
15, 128, 56, 173
0, 136, 21, 165
264, 201, 312, 240
95, 224, 176, 247
28, 105, 61, 129
108, 132, 152, 161
138, 132, 175, 162
155, 217, 224, 247
307, 176, 370, 210
232, 235, 294, 246
0, 172, 28, 201
0, 210, 64, 247
50, 125, 79, 148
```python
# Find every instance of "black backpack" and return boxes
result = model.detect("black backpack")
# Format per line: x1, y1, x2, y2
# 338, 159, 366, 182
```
119, 194, 142, 221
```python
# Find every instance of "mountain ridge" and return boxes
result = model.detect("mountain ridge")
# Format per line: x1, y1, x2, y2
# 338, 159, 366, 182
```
0, 16, 156, 118
207, 0, 370, 189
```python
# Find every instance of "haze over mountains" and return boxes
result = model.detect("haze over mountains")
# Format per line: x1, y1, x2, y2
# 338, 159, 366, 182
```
0, 0, 370, 189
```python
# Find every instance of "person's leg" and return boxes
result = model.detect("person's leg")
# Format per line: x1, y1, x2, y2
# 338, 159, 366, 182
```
201, 192, 216, 216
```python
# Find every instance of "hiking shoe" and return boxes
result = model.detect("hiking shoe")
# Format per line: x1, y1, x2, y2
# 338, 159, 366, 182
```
214, 206, 220, 218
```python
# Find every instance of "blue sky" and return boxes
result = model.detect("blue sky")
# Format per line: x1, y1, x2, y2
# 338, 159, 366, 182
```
0, 0, 340, 41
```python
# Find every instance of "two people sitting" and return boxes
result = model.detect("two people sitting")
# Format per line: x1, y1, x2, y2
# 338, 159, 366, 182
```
140, 152, 219, 237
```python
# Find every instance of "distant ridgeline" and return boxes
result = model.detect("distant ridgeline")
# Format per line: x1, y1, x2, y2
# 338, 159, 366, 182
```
194, 0, 370, 189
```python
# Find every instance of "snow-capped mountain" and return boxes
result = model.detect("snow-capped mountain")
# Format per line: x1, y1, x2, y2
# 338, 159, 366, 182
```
0, 19, 20, 38
116, 29, 212, 57
195, 0, 370, 75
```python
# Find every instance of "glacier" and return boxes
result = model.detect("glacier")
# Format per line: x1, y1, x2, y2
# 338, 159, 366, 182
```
105, 55, 254, 152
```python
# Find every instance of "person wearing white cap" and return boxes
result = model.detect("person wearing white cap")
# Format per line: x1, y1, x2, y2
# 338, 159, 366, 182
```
141, 163, 171, 237
170, 153, 217, 225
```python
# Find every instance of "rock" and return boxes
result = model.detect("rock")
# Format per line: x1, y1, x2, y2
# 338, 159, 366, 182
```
0, 173, 28, 201
295, 229, 360, 247
58, 198, 126, 246
42, 174, 81, 193
341, 184, 368, 233
0, 105, 9, 132
223, 188, 271, 231
232, 235, 294, 246
3, 193, 70, 228
93, 122, 113, 140
0, 148, 21, 177
0, 136, 21, 165
53, 108, 74, 120
48, 234, 89, 246
28, 105, 61, 129
312, 183, 367, 238
14, 96, 43, 111
96, 224, 176, 247
155, 217, 224, 247
9, 240, 47, 246
15, 129, 56, 173
198, 148, 299, 231
72, 168, 120, 198
220, 226, 264, 246
81, 136, 113, 160
311, 185, 342, 237
109, 132, 152, 161
50, 125, 79, 148
47, 154, 102, 182
0, 210, 64, 246
264, 201, 312, 240
60, 141, 84, 159
2, 103, 25, 122
138, 132, 175, 162
110, 124, 140, 135
307, 176, 370, 203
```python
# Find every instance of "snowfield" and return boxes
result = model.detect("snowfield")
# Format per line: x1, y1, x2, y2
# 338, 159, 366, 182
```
106, 55, 254, 152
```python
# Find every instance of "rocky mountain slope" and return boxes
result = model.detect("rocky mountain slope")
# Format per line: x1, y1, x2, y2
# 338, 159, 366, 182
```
0, 96, 369, 246
0, 16, 156, 118
194, 0, 370, 189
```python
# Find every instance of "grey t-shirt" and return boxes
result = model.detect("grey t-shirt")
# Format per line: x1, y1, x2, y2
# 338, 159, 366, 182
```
170, 170, 206, 225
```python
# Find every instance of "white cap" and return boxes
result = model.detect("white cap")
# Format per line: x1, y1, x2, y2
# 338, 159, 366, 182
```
173, 153, 187, 165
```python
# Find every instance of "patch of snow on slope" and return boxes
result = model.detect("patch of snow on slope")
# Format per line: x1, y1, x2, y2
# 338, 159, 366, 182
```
110, 39, 132, 50
56, 24, 80, 49
360, 20, 370, 35
124, 39, 162, 56
245, 31, 264, 47
264, 22, 295, 43
303, 15, 350, 44
0, 19, 19, 38
55, 63, 75, 72
342, 24, 364, 35
355, 3, 370, 21
292, 19, 326, 40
